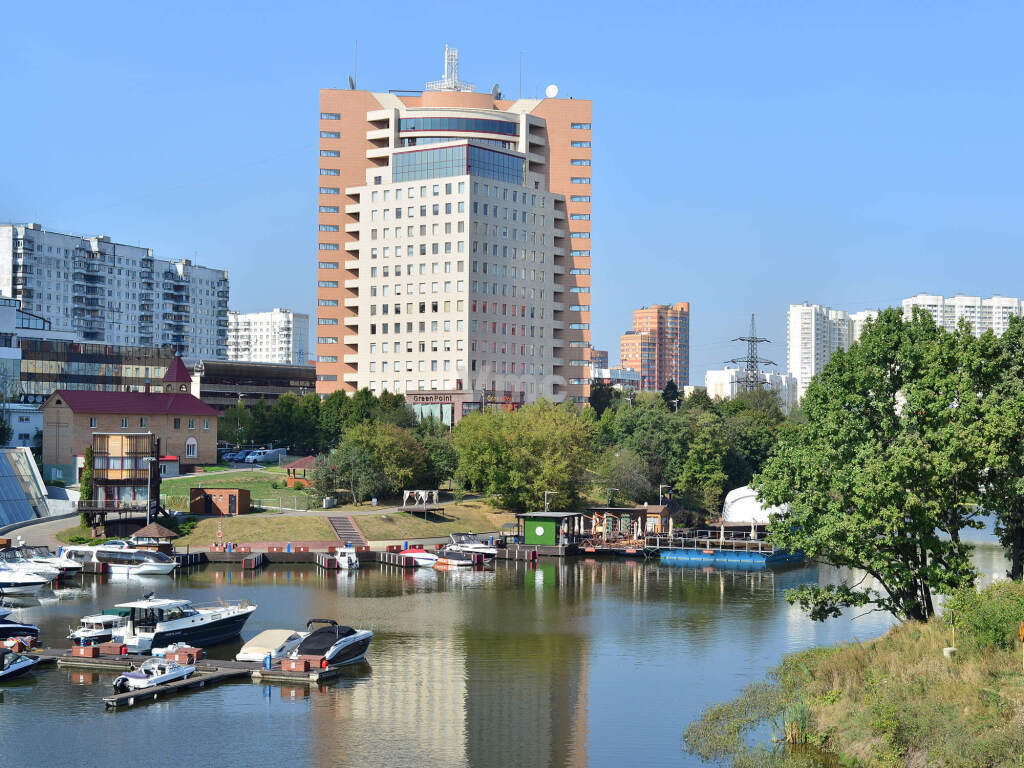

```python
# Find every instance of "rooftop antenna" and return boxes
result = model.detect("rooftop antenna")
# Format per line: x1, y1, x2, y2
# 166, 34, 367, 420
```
519, 51, 523, 99
352, 40, 357, 89
426, 44, 475, 92
725, 314, 776, 392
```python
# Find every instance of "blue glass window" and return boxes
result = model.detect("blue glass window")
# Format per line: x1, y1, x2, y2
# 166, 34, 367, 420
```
393, 145, 523, 185
399, 117, 518, 136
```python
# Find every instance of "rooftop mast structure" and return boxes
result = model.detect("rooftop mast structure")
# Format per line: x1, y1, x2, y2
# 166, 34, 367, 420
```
725, 314, 776, 392
425, 44, 475, 92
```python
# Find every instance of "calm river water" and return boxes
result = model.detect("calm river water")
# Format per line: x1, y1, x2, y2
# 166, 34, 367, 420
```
0, 544, 1007, 768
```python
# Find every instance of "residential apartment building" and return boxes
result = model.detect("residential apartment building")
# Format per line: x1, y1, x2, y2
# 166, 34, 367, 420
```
589, 348, 608, 370
619, 303, 690, 391
0, 223, 229, 358
316, 47, 592, 404
704, 367, 798, 414
227, 308, 310, 365
787, 303, 856, 401
591, 365, 641, 390
900, 294, 1022, 337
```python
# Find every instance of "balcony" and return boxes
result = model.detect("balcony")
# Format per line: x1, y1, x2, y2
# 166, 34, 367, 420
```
217, 290, 229, 298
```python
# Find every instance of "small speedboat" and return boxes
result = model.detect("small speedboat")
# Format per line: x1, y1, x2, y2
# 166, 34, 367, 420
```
0, 549, 58, 582
0, 614, 39, 642
112, 657, 195, 692
399, 546, 438, 567
334, 547, 360, 570
0, 649, 41, 681
446, 533, 497, 560
236, 629, 305, 662
68, 612, 127, 645
434, 547, 484, 569
0, 564, 48, 595
290, 619, 372, 666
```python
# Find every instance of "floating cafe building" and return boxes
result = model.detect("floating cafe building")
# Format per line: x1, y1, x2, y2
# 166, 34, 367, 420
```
510, 485, 803, 568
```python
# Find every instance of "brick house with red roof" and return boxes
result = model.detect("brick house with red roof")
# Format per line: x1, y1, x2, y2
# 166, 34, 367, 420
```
41, 355, 219, 482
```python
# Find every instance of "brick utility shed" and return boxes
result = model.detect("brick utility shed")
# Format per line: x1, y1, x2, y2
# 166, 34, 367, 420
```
189, 488, 251, 516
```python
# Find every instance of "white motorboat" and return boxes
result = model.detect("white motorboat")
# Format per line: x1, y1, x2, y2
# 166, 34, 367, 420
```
0, 649, 41, 681
0, 564, 48, 595
112, 657, 195, 692
446, 533, 498, 559
0, 548, 59, 581
289, 619, 372, 666
235, 629, 305, 662
68, 612, 128, 644
0, 612, 39, 642
399, 546, 439, 567
111, 595, 257, 653
62, 543, 177, 576
21, 546, 83, 576
334, 546, 360, 570
433, 547, 482, 569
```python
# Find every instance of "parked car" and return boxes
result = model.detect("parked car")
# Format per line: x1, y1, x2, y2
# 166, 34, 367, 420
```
244, 448, 287, 464
227, 450, 254, 463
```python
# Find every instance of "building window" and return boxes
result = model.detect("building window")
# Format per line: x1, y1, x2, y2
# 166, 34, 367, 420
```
188, 419, 195, 430
570, 159, 591, 166
203, 419, 210, 430
570, 177, 591, 184
173, 417, 181, 429
120, 417, 128, 428
320, 150, 340, 157
318, 262, 338, 269
319, 187, 339, 194
570, 195, 591, 202
320, 131, 340, 138
570, 141, 592, 148
139, 417, 147, 427
319, 168, 340, 176
89, 417, 96, 428
319, 205, 339, 213
320, 112, 340, 120
571, 122, 592, 129
185, 438, 198, 459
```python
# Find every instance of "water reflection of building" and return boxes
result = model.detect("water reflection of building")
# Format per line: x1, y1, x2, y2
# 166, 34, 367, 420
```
462, 561, 589, 768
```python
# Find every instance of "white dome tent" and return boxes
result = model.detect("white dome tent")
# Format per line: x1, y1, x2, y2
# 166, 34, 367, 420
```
719, 486, 789, 539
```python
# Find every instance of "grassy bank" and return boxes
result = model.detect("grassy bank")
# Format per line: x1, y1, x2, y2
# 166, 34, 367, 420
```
353, 499, 515, 541
685, 583, 1024, 767
160, 469, 313, 511
172, 514, 335, 547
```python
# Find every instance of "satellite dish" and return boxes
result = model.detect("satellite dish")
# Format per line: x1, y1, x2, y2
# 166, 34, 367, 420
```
348, 75, 356, 90
545, 84, 559, 99
491, 83, 501, 99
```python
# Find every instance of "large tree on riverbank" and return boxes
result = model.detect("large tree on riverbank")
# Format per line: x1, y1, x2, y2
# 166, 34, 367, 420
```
755, 309, 986, 622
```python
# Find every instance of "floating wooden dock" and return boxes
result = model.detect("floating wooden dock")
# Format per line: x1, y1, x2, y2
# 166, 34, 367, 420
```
647, 532, 804, 566
33, 648, 361, 709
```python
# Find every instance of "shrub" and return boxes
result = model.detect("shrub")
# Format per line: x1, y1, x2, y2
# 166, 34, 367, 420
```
293, 480, 305, 490
946, 580, 1024, 651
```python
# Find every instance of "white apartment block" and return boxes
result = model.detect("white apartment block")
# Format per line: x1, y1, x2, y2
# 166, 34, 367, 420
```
227, 308, 310, 366
0, 223, 229, 358
787, 303, 855, 401
901, 294, 1022, 337
705, 367, 798, 414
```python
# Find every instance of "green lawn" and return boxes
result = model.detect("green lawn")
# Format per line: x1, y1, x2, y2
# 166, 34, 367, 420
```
173, 514, 335, 547
352, 500, 517, 541
160, 469, 313, 511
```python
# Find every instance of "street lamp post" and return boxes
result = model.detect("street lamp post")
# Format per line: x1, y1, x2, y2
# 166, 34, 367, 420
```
236, 392, 245, 449
659, 484, 672, 506
544, 490, 558, 514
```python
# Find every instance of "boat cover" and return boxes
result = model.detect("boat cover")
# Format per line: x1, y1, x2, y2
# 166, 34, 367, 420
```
297, 625, 357, 655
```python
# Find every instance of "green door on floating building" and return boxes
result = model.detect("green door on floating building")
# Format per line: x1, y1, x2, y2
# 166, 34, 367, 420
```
523, 518, 558, 546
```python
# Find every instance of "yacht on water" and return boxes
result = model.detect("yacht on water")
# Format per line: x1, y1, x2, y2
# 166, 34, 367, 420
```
0, 549, 59, 581
399, 546, 438, 567
0, 611, 39, 641
334, 546, 360, 570
68, 611, 128, 645
62, 542, 177, 576
289, 619, 372, 667
445, 533, 498, 559
19, 546, 83, 576
0, 649, 41, 681
0, 564, 49, 595
111, 595, 257, 653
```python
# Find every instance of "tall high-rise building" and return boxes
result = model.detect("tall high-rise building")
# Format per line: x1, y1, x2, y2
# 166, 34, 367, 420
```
227, 308, 310, 366
618, 303, 689, 391
900, 293, 1022, 336
316, 47, 592, 404
0, 223, 229, 358
786, 302, 855, 400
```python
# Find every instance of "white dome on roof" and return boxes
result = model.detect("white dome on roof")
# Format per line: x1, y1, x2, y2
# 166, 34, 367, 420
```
721, 486, 788, 524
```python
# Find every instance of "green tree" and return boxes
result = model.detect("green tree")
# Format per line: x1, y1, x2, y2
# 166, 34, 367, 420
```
342, 421, 427, 496
588, 381, 615, 417
594, 446, 652, 504
0, 413, 11, 448
295, 393, 321, 454
318, 390, 349, 449
661, 379, 681, 410
334, 442, 383, 503
219, 402, 252, 446
755, 309, 986, 622
979, 316, 1024, 579
80, 445, 94, 526
417, 417, 458, 489
677, 410, 728, 513
309, 453, 341, 499
249, 398, 271, 445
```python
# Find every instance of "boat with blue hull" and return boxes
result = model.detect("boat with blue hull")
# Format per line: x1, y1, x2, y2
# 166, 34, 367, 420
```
647, 530, 804, 567
659, 548, 804, 566
111, 595, 257, 653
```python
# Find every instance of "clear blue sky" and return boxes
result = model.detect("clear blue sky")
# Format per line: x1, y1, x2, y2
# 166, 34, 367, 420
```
3, 2, 1023, 382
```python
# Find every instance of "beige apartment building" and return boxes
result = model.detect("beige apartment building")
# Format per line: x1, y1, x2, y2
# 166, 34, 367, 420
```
316, 47, 592, 404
